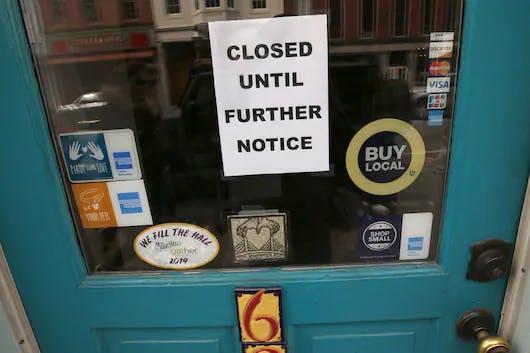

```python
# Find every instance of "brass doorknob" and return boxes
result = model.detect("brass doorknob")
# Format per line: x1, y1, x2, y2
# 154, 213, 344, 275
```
456, 309, 512, 353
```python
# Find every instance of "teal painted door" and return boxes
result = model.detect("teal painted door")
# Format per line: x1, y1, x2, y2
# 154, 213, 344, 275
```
1, 0, 529, 352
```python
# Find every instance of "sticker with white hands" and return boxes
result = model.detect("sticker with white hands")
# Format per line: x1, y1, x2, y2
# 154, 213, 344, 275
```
60, 129, 141, 182
68, 141, 83, 161
87, 141, 104, 160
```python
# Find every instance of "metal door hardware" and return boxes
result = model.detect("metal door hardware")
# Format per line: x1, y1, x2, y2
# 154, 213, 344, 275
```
456, 309, 511, 353
467, 239, 511, 282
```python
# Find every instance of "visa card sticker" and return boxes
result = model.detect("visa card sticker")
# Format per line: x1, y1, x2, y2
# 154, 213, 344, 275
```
399, 212, 433, 260
60, 129, 141, 182
426, 77, 451, 93
72, 179, 152, 228
358, 215, 402, 260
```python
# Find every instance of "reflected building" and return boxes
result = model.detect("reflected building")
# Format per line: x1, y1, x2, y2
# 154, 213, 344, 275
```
151, 0, 288, 107
296, 0, 459, 86
35, 0, 156, 108
151, 0, 459, 108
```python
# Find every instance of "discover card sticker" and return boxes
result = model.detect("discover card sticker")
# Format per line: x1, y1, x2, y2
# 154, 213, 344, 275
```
208, 15, 329, 177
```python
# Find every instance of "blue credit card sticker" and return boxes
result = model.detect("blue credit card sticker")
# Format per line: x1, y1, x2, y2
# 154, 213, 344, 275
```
60, 133, 112, 182
428, 110, 444, 126
358, 215, 402, 260
407, 237, 424, 251
113, 151, 133, 175
117, 192, 142, 214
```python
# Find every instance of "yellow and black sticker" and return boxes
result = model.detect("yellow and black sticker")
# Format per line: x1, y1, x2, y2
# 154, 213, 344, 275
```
345, 118, 425, 195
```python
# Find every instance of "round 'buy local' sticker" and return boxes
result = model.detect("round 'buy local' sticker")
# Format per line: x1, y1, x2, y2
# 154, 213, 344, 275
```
345, 118, 425, 195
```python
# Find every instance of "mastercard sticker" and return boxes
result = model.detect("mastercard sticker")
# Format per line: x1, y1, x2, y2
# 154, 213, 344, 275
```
429, 60, 451, 76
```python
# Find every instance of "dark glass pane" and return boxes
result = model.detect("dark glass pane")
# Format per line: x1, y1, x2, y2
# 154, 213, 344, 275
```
361, 0, 376, 38
166, 0, 180, 14
252, 0, 266, 9
52, 0, 66, 24
329, 0, 342, 38
205, 0, 220, 8
121, 0, 137, 20
394, 0, 409, 36
83, 0, 99, 23
423, 0, 434, 34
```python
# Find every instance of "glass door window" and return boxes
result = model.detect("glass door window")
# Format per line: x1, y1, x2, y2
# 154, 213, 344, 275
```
22, 0, 463, 272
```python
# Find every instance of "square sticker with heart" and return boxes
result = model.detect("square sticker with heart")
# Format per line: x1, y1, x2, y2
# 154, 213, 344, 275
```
228, 213, 287, 263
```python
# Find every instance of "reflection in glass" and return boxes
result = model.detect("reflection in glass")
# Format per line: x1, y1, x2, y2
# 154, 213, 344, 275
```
423, 0, 435, 35
82, 0, 99, 23
361, 0, 376, 38
166, 0, 181, 14
252, 0, 267, 9
393, 0, 410, 36
120, 0, 137, 20
206, 0, 220, 8
51, 0, 66, 25
22, 0, 462, 272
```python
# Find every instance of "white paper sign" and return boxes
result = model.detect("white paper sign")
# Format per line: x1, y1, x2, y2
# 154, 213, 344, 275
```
208, 15, 329, 177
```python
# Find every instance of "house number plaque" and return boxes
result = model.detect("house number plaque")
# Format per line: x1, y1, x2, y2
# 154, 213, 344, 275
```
235, 288, 287, 352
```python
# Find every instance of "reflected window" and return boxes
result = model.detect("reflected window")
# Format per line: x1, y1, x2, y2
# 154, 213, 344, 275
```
252, 0, 266, 9
195, 0, 199, 10
166, 0, 181, 14
445, 1, 456, 31
361, 0, 376, 38
328, 0, 342, 39
51, 0, 66, 25
205, 0, 220, 8
422, 0, 435, 34
393, 0, 409, 36
82, 0, 99, 23
121, 0, 137, 20
228, 0, 235, 8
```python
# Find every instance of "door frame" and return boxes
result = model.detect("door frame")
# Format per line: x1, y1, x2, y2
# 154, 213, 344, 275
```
1, 0, 529, 352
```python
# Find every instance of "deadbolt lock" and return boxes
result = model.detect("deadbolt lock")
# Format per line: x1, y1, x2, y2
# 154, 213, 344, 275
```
456, 309, 512, 353
467, 239, 511, 282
